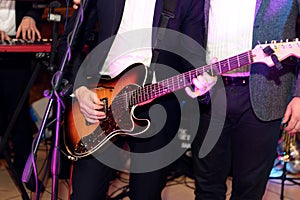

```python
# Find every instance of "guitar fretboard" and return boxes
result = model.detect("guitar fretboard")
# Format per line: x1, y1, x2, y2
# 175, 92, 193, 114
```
124, 50, 253, 107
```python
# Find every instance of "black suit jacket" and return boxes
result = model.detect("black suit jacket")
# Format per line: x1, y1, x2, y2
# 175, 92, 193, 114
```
203, 0, 300, 121
15, 2, 44, 31
59, 0, 205, 89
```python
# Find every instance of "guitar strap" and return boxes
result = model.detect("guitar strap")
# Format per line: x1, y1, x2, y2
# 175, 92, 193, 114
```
148, 0, 178, 83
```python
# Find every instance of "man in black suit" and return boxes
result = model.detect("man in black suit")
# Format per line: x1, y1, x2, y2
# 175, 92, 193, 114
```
60, 0, 209, 199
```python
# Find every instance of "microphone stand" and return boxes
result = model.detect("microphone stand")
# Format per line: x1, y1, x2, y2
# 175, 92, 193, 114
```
21, 1, 89, 199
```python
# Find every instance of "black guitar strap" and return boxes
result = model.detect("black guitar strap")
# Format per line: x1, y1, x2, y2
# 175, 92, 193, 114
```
148, 0, 178, 83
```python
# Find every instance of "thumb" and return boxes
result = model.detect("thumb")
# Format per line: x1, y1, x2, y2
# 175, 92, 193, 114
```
185, 87, 200, 98
282, 105, 291, 124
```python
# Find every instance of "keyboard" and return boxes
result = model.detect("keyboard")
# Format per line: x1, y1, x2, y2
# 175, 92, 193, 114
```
0, 39, 52, 53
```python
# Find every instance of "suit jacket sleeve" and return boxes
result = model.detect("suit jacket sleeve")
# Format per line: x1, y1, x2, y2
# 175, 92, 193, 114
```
57, 1, 98, 86
293, 68, 300, 97
292, 1, 300, 97
16, 2, 44, 26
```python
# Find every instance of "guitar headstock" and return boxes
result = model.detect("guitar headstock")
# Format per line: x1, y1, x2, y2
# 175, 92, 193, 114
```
252, 39, 300, 66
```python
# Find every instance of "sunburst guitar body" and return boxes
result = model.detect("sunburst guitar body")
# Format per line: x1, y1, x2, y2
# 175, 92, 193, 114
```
65, 65, 150, 158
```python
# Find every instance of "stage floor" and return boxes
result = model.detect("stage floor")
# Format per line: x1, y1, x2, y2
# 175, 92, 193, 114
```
0, 142, 300, 200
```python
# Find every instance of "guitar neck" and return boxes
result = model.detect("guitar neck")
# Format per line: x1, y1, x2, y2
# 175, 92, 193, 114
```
126, 50, 253, 107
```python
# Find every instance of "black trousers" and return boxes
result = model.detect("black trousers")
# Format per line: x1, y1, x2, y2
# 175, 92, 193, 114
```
71, 94, 182, 200
71, 147, 169, 200
0, 57, 34, 178
192, 79, 281, 200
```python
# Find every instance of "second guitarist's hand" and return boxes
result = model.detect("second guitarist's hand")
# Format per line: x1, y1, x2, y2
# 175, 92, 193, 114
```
282, 96, 300, 134
185, 57, 218, 98
74, 86, 106, 123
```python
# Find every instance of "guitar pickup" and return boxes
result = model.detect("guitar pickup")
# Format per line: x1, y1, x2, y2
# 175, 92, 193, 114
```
100, 97, 109, 121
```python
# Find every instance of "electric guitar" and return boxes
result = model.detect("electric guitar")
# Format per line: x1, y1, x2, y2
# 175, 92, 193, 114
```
65, 40, 300, 158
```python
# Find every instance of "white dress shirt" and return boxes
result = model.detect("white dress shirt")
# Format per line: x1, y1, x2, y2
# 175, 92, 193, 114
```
0, 0, 16, 35
102, 0, 157, 78
206, 0, 256, 76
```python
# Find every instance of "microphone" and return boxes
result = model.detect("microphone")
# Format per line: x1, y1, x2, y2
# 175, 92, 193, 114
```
48, 1, 62, 22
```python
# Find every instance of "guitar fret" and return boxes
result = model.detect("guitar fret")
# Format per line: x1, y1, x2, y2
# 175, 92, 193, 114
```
148, 85, 151, 100
157, 83, 161, 97
165, 79, 171, 93
210, 64, 214, 76
136, 90, 140, 104
227, 58, 231, 71
136, 90, 139, 104
142, 87, 146, 103
168, 77, 172, 92
167, 78, 172, 92
249, 51, 254, 63
139, 88, 143, 103
175, 76, 179, 90
188, 71, 192, 83
154, 83, 158, 98
175, 75, 179, 90
146, 85, 150, 101
170, 77, 173, 90
247, 50, 251, 63
179, 75, 185, 88
158, 81, 163, 96
153, 84, 157, 99
188, 71, 193, 84
220, 60, 227, 72
137, 88, 142, 104
218, 62, 222, 74
239, 52, 250, 66
164, 80, 168, 94
229, 56, 237, 70
135, 89, 139, 104
179, 75, 184, 89
172, 76, 176, 91
151, 84, 155, 99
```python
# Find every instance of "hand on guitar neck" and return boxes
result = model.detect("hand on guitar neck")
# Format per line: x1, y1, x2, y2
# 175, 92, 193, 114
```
185, 57, 218, 98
